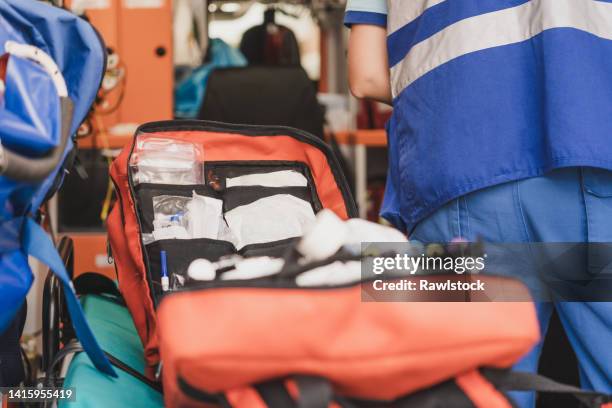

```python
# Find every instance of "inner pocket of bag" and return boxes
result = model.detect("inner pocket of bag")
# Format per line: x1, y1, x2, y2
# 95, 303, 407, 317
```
205, 161, 322, 207
222, 186, 314, 212
145, 237, 301, 301
135, 183, 221, 235
145, 238, 235, 300
134, 161, 323, 300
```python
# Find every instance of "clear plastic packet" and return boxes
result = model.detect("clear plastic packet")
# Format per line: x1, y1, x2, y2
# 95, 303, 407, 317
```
151, 195, 191, 241
130, 137, 203, 185
153, 195, 192, 217
150, 193, 224, 242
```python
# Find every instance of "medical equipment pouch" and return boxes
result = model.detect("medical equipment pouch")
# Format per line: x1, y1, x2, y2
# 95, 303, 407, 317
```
107, 120, 357, 370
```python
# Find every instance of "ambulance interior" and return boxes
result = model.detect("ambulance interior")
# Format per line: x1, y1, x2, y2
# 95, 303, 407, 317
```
11, 1, 581, 407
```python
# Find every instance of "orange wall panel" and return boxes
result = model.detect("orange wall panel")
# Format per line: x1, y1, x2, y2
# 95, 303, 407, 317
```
69, 233, 117, 280
67, 0, 174, 127
118, 0, 174, 123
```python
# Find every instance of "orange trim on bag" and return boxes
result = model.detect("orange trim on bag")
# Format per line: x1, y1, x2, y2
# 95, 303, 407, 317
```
284, 379, 341, 408
225, 387, 268, 408
455, 370, 512, 408
285, 379, 299, 400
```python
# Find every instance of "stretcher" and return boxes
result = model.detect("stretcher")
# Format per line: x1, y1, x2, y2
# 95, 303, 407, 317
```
58, 293, 163, 408
42, 237, 161, 407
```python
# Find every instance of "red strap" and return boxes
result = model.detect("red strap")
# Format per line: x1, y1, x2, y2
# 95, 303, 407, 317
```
455, 370, 513, 408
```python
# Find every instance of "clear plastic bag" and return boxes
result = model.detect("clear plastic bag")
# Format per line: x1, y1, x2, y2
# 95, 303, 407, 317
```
151, 195, 191, 241
153, 195, 191, 217
150, 193, 223, 242
130, 137, 203, 185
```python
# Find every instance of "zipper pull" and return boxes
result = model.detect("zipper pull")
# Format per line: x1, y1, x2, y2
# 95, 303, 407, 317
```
106, 239, 113, 265
155, 361, 163, 381
207, 169, 223, 191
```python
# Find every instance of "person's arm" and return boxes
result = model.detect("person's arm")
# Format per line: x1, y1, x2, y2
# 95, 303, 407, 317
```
347, 25, 391, 104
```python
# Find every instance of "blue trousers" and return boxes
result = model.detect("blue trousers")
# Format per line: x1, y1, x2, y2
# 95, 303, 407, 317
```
410, 167, 612, 407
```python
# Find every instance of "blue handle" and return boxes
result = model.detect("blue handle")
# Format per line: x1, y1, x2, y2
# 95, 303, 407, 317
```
161, 250, 168, 278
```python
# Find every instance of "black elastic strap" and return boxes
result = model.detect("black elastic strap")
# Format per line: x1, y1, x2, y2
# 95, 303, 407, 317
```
104, 351, 162, 393
482, 368, 611, 408
255, 380, 297, 407
52, 342, 162, 394
295, 376, 333, 408
255, 376, 333, 408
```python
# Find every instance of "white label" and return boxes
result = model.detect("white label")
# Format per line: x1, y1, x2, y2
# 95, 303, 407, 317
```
72, 0, 110, 10
95, 254, 114, 268
123, 0, 164, 8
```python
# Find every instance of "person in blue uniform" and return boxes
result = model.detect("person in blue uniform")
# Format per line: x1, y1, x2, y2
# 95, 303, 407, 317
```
345, 1, 612, 406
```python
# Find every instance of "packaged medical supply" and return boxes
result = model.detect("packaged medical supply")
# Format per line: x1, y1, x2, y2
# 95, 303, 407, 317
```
185, 191, 223, 239
225, 170, 308, 188
295, 260, 362, 287
220, 257, 285, 281
130, 137, 203, 185
151, 192, 223, 241
153, 195, 191, 217
224, 194, 316, 249
152, 215, 190, 241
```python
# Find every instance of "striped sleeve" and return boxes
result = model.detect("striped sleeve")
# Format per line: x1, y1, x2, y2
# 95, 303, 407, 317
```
344, 0, 387, 28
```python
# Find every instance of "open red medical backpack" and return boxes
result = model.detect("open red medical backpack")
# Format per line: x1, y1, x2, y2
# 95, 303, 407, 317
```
108, 120, 357, 368
107, 120, 611, 408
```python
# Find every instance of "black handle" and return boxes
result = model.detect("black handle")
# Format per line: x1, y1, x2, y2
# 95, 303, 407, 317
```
483, 368, 611, 408
0, 97, 73, 183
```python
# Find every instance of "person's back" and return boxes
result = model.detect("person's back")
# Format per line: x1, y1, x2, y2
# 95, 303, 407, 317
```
345, 1, 612, 407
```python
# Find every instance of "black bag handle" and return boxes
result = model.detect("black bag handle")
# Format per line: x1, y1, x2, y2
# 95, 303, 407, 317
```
48, 342, 162, 393
255, 376, 333, 408
295, 376, 333, 408
254, 370, 611, 408
482, 368, 611, 408
0, 98, 74, 183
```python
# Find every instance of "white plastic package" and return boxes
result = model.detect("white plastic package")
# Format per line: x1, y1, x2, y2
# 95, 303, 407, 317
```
226, 170, 308, 188
130, 137, 203, 185
186, 191, 223, 239
296, 261, 362, 287
224, 194, 316, 249
220, 257, 285, 281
